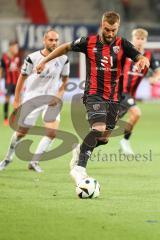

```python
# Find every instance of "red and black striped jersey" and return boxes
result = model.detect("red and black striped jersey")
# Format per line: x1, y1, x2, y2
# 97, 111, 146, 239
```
71, 35, 140, 102
123, 50, 159, 97
0, 53, 20, 85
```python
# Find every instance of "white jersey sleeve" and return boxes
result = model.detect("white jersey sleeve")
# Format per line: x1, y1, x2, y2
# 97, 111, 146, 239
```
21, 55, 33, 75
61, 57, 70, 77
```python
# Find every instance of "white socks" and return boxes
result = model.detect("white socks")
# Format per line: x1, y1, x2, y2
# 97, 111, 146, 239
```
30, 136, 53, 164
5, 132, 21, 161
5, 134, 53, 164
70, 165, 88, 185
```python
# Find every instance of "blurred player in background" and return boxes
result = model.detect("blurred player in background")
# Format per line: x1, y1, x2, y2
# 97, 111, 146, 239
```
0, 41, 20, 125
0, 29, 70, 172
36, 11, 149, 185
119, 28, 160, 154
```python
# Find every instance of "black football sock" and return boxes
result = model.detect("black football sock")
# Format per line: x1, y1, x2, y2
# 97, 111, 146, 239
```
124, 122, 133, 140
4, 102, 9, 120
124, 130, 132, 140
95, 139, 108, 148
78, 129, 103, 168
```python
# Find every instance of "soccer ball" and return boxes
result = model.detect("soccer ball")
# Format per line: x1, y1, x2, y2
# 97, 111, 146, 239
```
76, 177, 100, 199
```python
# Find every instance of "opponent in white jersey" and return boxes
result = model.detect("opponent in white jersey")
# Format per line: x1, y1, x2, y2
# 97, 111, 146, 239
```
0, 29, 70, 173
21, 50, 69, 101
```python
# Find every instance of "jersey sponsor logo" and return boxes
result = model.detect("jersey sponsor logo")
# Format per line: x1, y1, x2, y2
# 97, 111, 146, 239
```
128, 71, 143, 77
96, 67, 118, 72
39, 69, 53, 79
113, 46, 120, 54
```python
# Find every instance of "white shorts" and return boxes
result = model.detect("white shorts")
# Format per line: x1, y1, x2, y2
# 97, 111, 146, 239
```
18, 103, 61, 128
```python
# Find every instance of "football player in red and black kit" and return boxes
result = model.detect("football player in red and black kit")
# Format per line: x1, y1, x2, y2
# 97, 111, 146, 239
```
0, 41, 20, 125
36, 11, 150, 185
119, 28, 160, 155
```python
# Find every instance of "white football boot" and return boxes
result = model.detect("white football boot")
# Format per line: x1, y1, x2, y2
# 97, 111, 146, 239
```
70, 165, 88, 185
28, 161, 43, 173
70, 143, 81, 170
120, 139, 134, 155
0, 159, 11, 171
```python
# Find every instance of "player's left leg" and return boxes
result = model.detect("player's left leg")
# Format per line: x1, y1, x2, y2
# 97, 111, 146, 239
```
28, 108, 60, 173
120, 105, 141, 154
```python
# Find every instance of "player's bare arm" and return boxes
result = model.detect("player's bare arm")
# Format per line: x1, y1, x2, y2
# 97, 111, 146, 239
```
48, 76, 69, 106
57, 76, 69, 99
135, 55, 150, 71
13, 74, 27, 109
36, 43, 72, 74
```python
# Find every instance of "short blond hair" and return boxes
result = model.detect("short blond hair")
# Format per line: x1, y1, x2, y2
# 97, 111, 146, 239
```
132, 28, 148, 39
102, 11, 120, 24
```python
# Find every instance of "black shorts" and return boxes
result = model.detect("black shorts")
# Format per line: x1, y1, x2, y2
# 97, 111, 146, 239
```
118, 93, 136, 118
5, 84, 16, 96
85, 95, 120, 130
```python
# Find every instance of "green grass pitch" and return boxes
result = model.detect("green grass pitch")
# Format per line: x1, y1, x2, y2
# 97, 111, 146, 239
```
0, 102, 160, 240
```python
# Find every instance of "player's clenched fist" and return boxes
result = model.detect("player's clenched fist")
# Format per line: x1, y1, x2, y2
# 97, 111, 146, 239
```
36, 62, 46, 74
13, 98, 20, 110
135, 56, 150, 72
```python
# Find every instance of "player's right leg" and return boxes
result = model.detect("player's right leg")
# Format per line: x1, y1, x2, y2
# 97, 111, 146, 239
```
0, 127, 28, 171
